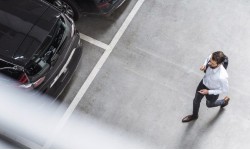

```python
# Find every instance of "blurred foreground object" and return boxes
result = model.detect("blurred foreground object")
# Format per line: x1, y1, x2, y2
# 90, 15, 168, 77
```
0, 76, 152, 148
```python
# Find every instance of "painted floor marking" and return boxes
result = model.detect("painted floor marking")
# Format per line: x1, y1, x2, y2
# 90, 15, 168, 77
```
43, 0, 145, 148
79, 33, 109, 50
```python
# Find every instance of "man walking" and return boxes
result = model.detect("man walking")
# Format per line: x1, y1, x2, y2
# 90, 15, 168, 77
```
182, 51, 230, 123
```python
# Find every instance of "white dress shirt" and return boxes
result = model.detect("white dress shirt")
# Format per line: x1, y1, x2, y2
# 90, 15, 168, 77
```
202, 55, 229, 95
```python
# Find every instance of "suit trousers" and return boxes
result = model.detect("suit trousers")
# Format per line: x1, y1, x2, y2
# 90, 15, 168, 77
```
192, 80, 225, 117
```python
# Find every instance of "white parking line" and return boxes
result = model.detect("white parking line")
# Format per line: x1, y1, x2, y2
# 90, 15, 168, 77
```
79, 33, 109, 50
43, 0, 145, 148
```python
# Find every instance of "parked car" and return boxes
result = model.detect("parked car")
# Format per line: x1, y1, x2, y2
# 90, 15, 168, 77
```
46, 0, 127, 21
0, 0, 82, 98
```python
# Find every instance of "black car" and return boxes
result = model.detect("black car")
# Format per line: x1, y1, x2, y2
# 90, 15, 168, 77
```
0, 0, 82, 98
46, 0, 127, 20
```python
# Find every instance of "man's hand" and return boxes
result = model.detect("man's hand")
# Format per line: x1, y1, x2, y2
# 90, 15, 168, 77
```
198, 89, 208, 95
200, 65, 206, 71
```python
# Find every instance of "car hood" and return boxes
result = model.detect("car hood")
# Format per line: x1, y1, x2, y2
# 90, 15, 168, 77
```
0, 0, 60, 66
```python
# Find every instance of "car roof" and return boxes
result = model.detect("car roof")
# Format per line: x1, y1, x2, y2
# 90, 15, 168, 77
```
0, 0, 60, 66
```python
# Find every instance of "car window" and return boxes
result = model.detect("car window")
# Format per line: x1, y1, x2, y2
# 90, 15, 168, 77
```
25, 17, 67, 78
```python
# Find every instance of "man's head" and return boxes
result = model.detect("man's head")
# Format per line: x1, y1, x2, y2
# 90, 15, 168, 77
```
209, 51, 225, 69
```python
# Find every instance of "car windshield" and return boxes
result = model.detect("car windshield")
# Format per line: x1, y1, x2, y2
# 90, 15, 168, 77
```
25, 17, 67, 77
0, 17, 67, 84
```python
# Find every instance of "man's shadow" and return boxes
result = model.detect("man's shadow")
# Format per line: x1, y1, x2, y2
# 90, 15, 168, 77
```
177, 108, 225, 148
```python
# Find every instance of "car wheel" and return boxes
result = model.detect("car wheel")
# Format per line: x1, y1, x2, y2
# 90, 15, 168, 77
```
52, 0, 80, 21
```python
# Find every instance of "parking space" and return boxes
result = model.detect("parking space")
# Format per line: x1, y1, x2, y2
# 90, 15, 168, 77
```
75, 0, 137, 44
9, 0, 249, 148
57, 0, 137, 106
58, 41, 104, 104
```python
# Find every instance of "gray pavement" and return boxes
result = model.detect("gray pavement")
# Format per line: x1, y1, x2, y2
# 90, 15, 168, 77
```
60, 0, 250, 148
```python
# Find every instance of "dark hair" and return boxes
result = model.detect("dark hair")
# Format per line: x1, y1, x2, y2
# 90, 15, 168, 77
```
212, 51, 225, 64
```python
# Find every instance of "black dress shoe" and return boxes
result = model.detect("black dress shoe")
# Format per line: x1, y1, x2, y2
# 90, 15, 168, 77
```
221, 96, 230, 108
182, 115, 198, 123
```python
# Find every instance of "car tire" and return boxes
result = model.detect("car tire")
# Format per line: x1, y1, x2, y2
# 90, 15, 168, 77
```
52, 0, 80, 21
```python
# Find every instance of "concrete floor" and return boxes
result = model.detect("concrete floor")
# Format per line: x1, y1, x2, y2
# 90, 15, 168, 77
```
58, 0, 250, 148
